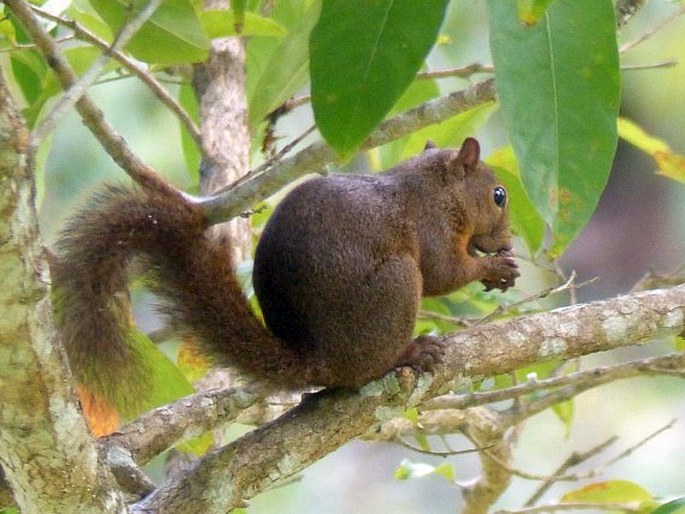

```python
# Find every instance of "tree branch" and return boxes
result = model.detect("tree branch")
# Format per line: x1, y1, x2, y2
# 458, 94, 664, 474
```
31, 0, 164, 143
4, 0, 175, 194
0, 66, 125, 514
132, 284, 685, 513
29, 4, 202, 146
421, 352, 685, 416
199, 78, 497, 223
103, 388, 260, 465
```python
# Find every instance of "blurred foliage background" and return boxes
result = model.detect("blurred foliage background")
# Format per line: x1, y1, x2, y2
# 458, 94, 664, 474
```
30, 0, 685, 511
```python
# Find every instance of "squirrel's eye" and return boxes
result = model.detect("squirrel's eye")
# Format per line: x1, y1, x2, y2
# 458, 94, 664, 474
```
493, 186, 507, 207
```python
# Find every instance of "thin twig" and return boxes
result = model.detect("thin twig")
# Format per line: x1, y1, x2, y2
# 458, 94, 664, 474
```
396, 436, 488, 456
475, 272, 598, 326
479, 419, 675, 492
417, 309, 471, 328
422, 352, 685, 415
30, 4, 201, 146
5, 0, 175, 193
622, 59, 678, 71
238, 124, 317, 188
199, 77, 498, 223
0, 34, 74, 53
265, 62, 494, 122
553, 264, 579, 305
524, 436, 619, 506
602, 418, 677, 469
32, 0, 164, 143
496, 501, 643, 513
620, 5, 685, 53
418, 63, 494, 80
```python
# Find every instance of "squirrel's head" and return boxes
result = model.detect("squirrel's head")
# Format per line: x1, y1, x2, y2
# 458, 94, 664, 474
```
443, 138, 514, 256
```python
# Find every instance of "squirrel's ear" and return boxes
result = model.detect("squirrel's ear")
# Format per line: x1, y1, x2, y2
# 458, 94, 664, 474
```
457, 137, 480, 168
424, 140, 437, 151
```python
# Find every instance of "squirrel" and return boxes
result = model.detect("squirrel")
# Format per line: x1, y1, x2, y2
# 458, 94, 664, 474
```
51, 137, 518, 408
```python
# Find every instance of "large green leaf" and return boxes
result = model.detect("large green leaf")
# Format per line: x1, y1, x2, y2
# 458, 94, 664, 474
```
5, 12, 47, 115
200, 9, 286, 39
247, 0, 321, 129
89, 0, 210, 64
487, 146, 545, 255
310, 0, 449, 159
10, 50, 47, 108
487, 0, 620, 257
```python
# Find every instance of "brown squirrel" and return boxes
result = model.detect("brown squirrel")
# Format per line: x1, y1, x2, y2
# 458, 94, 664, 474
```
52, 137, 518, 407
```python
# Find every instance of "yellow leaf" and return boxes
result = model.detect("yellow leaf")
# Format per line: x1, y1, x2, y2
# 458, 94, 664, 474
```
618, 118, 685, 183
654, 151, 685, 183
561, 480, 652, 504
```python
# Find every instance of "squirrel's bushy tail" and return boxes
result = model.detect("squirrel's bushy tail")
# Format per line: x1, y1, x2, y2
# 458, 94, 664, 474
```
53, 184, 308, 407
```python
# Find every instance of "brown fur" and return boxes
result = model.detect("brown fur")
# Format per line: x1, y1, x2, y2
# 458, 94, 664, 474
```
54, 138, 518, 404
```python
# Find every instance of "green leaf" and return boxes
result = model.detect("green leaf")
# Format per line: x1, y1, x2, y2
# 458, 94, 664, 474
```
517, 0, 558, 25
89, 0, 210, 64
200, 9, 286, 39
69, 0, 115, 42
310, 0, 449, 159
552, 399, 573, 437
178, 83, 201, 184
561, 480, 653, 505
488, 0, 620, 257
487, 146, 545, 255
247, 0, 321, 129
175, 431, 214, 456
433, 462, 455, 482
231, 0, 247, 33
618, 117, 685, 184
10, 49, 47, 108
394, 459, 454, 482
121, 328, 195, 417
0, 13, 17, 46
653, 497, 685, 514
674, 336, 685, 351
403, 407, 420, 425
22, 45, 114, 125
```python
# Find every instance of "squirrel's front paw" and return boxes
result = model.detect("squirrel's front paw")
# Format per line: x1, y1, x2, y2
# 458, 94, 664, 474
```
394, 335, 445, 374
482, 250, 520, 292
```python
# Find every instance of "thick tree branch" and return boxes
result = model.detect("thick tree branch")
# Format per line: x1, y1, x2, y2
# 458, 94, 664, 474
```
103, 388, 260, 465
132, 285, 685, 513
0, 69, 125, 514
